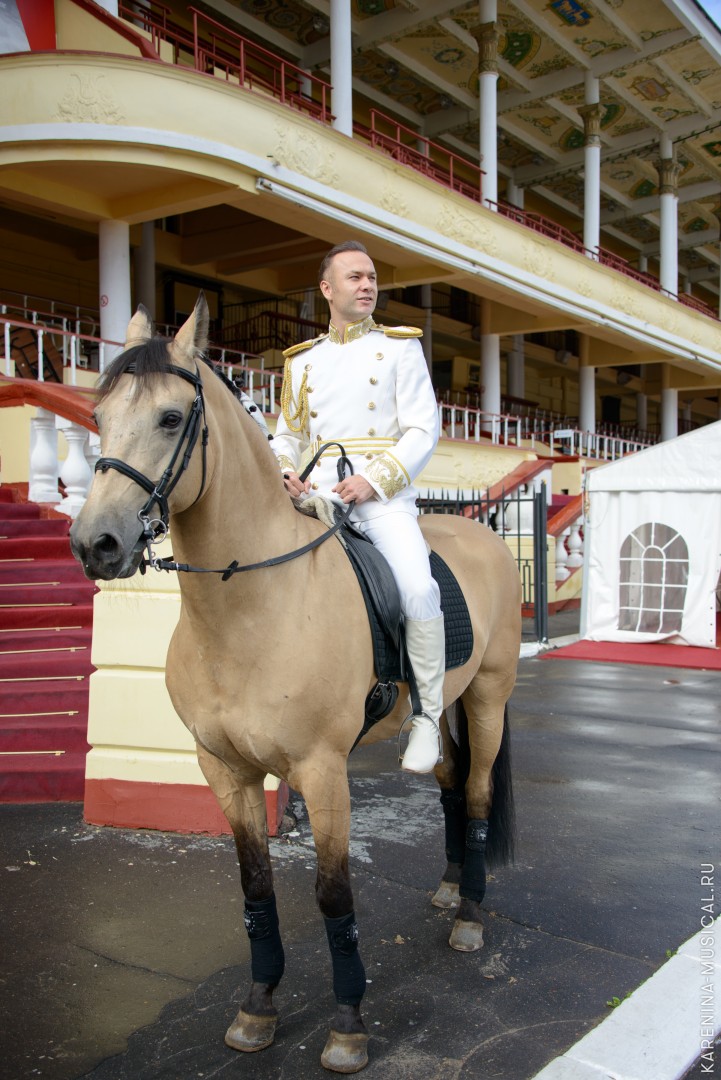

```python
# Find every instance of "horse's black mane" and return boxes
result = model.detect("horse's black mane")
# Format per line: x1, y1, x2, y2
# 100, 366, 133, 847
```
97, 338, 235, 403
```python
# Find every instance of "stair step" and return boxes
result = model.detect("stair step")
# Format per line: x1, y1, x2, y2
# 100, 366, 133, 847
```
0, 750, 87, 802
0, 583, 98, 607
0, 627, 92, 654
0, 537, 75, 560
0, 503, 41, 518
0, 519, 71, 538
0, 651, 95, 678
0, 559, 90, 585
0, 676, 89, 715
0, 604, 94, 631
0, 714, 90, 752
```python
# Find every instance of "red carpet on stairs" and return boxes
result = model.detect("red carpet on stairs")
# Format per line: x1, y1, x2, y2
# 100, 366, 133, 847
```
0, 485, 97, 801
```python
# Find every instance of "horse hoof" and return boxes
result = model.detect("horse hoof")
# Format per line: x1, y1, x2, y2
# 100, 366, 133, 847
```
431, 881, 460, 909
321, 1030, 369, 1073
224, 1008, 277, 1052
449, 919, 484, 952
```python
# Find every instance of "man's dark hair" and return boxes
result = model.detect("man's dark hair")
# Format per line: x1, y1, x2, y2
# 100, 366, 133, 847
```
318, 241, 369, 284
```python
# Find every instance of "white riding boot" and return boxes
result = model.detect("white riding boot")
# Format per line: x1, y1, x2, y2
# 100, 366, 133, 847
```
400, 614, 445, 774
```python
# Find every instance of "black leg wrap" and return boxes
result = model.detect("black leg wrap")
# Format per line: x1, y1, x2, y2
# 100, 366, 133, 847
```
324, 911, 366, 1007
244, 894, 285, 987
440, 788, 467, 866
459, 818, 488, 904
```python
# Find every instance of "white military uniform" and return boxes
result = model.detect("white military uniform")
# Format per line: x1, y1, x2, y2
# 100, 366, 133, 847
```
271, 315, 441, 621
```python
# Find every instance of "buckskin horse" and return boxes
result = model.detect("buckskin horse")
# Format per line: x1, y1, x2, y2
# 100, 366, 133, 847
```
69, 296, 521, 1074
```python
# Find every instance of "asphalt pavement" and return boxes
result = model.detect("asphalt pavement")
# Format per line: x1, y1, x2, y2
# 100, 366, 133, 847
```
1, 610, 719, 1080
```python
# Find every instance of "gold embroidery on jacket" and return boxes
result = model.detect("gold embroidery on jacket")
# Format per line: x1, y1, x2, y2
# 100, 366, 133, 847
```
280, 356, 309, 433
365, 453, 407, 498
275, 454, 296, 472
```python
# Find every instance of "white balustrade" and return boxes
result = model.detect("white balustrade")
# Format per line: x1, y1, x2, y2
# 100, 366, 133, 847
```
555, 528, 570, 583
57, 419, 94, 518
28, 408, 62, 505
565, 521, 584, 569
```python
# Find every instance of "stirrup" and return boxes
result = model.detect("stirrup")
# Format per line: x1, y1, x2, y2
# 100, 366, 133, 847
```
397, 711, 443, 766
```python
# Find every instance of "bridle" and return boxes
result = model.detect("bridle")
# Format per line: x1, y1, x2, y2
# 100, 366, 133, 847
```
94, 359, 354, 578
95, 362, 208, 561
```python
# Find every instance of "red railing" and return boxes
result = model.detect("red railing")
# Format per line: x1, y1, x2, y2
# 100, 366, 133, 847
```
188, 7, 332, 122
679, 291, 718, 319
360, 111, 485, 204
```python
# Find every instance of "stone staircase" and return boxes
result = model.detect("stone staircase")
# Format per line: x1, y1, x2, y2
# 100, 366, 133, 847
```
0, 485, 96, 801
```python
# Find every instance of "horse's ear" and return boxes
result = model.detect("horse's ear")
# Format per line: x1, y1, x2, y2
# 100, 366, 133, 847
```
124, 304, 154, 347
174, 293, 209, 364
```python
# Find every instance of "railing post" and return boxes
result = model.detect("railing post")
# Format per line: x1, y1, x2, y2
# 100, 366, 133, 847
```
533, 484, 549, 644
3, 321, 13, 376
36, 328, 44, 381
28, 408, 61, 505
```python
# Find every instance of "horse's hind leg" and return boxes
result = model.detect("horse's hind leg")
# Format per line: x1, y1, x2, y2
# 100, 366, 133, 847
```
293, 754, 369, 1074
449, 677, 515, 953
196, 747, 283, 1053
431, 709, 468, 911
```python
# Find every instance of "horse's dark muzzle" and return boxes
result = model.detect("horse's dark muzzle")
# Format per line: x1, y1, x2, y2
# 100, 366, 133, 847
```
69, 525, 143, 581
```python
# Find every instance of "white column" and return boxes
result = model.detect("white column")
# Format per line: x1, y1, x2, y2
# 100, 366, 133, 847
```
476, 1, 498, 209
330, 0, 353, 137
421, 283, 433, 377
134, 221, 156, 318
658, 135, 679, 297
661, 387, 678, 441
95, 0, 118, 13
638, 254, 648, 273
636, 391, 648, 433
507, 337, 525, 400
505, 177, 525, 402
580, 75, 602, 258
481, 335, 501, 416
99, 220, 132, 359
578, 335, 595, 434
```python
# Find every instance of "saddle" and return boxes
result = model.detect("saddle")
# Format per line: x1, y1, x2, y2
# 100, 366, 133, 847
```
338, 514, 474, 749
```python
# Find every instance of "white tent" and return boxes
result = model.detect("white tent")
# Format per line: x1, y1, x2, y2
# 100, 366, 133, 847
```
580, 421, 721, 648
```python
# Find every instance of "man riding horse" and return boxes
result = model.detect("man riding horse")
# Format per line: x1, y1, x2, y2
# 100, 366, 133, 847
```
272, 241, 444, 774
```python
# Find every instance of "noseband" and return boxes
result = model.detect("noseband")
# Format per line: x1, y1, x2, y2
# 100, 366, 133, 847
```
94, 362, 208, 556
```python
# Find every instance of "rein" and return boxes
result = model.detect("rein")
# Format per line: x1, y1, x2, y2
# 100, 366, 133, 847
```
95, 359, 354, 578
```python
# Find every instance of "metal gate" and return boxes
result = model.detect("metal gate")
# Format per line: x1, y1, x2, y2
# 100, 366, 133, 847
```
418, 484, 549, 643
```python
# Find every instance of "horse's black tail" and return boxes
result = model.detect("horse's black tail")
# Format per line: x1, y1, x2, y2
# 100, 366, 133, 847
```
486, 705, 516, 868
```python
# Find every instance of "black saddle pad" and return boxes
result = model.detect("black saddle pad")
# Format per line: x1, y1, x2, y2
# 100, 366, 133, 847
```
341, 523, 473, 683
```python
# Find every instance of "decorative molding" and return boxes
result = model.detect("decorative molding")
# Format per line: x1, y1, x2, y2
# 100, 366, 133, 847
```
379, 178, 409, 218
473, 22, 499, 75
54, 74, 124, 124
578, 102, 603, 147
273, 124, 339, 187
656, 156, 683, 196
436, 204, 499, 257
522, 238, 552, 278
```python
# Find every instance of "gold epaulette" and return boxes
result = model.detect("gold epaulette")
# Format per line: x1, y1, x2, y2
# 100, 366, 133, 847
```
282, 334, 327, 359
375, 324, 423, 339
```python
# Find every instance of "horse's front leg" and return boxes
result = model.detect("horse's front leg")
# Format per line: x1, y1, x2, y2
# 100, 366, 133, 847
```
294, 754, 369, 1074
196, 746, 283, 1053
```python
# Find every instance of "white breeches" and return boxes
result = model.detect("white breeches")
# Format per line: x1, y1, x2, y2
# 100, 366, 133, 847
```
351, 510, 441, 621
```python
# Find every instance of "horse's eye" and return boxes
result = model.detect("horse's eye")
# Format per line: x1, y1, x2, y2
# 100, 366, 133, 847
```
160, 411, 183, 430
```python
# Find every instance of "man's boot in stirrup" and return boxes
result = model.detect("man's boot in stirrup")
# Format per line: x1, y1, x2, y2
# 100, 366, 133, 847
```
400, 614, 445, 774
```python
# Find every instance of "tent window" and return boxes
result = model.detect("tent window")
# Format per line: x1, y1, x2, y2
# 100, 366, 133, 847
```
618, 523, 689, 633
